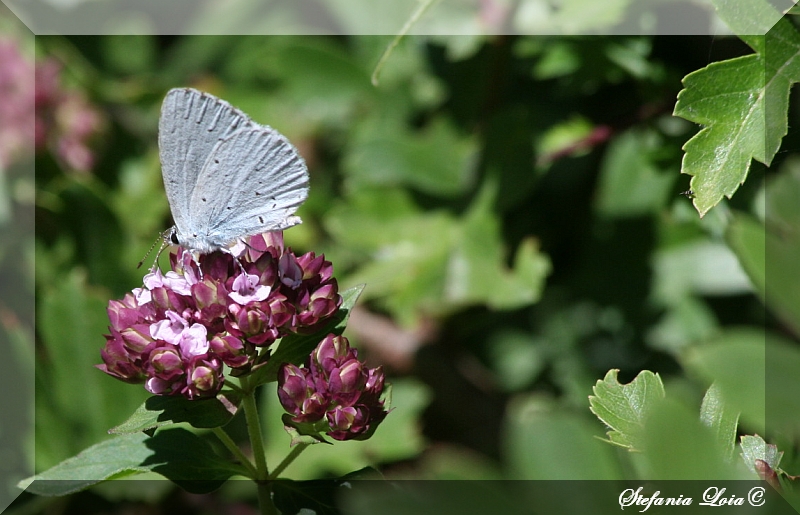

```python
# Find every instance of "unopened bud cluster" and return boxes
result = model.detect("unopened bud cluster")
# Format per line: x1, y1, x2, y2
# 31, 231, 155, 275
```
278, 334, 388, 441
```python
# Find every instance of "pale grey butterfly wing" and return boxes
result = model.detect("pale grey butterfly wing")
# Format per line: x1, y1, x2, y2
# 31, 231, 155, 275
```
182, 127, 309, 253
159, 88, 254, 246
158, 88, 309, 254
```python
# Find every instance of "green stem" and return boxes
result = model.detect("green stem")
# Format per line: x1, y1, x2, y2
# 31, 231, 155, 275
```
371, 0, 440, 86
239, 375, 276, 515
268, 443, 310, 480
240, 376, 269, 480
211, 427, 259, 479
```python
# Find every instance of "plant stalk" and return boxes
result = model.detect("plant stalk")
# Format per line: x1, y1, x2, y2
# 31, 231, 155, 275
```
269, 443, 310, 480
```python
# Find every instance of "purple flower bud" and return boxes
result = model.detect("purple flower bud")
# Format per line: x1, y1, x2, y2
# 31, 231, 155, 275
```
277, 364, 310, 414
119, 324, 153, 354
97, 334, 146, 383
268, 292, 294, 329
313, 334, 352, 372
183, 355, 224, 400
248, 231, 284, 259
209, 335, 253, 368
145, 343, 184, 381
145, 376, 181, 396
328, 360, 367, 396
192, 279, 220, 309
228, 303, 276, 345
277, 365, 328, 422
279, 253, 303, 289
297, 252, 325, 279
149, 286, 188, 313
107, 294, 144, 330
326, 405, 357, 432
298, 393, 328, 423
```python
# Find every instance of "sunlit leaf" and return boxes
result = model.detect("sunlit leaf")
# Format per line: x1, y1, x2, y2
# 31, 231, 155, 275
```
589, 369, 665, 451
674, 17, 800, 216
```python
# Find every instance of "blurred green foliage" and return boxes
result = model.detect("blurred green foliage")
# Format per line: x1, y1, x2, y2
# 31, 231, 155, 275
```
20, 26, 800, 510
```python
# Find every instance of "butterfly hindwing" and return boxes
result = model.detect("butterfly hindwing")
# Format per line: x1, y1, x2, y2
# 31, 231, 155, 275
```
185, 125, 309, 250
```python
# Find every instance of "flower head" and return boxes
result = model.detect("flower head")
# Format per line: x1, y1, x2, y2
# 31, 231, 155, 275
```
277, 334, 389, 441
99, 232, 342, 400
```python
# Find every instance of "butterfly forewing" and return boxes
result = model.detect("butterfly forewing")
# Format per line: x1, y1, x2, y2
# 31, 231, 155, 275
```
159, 88, 254, 236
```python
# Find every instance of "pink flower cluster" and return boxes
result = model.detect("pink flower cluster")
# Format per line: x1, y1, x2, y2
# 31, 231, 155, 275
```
35, 59, 104, 172
0, 36, 105, 172
98, 232, 342, 399
278, 334, 388, 441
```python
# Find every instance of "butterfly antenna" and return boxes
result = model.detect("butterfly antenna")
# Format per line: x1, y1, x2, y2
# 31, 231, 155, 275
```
138, 228, 174, 271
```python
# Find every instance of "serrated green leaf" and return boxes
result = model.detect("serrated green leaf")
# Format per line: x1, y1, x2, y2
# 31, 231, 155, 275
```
740, 434, 782, 475
699, 383, 740, 460
588, 369, 665, 451
674, 17, 800, 216
109, 391, 242, 434
19, 428, 244, 496
248, 284, 365, 387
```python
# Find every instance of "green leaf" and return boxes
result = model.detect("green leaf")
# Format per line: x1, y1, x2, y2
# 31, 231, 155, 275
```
594, 129, 676, 217
445, 179, 551, 310
641, 397, 741, 479
673, 17, 800, 216
588, 369, 665, 451
329, 182, 551, 325
727, 162, 800, 335
740, 434, 782, 475
109, 392, 242, 434
684, 329, 800, 437
344, 117, 476, 197
682, 329, 765, 433
19, 428, 244, 496
281, 413, 331, 446
248, 284, 365, 387
651, 239, 752, 304
699, 383, 740, 461
36, 270, 149, 468
503, 395, 623, 479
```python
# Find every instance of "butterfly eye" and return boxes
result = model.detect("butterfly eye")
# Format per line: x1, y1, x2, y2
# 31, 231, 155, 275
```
170, 232, 180, 244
